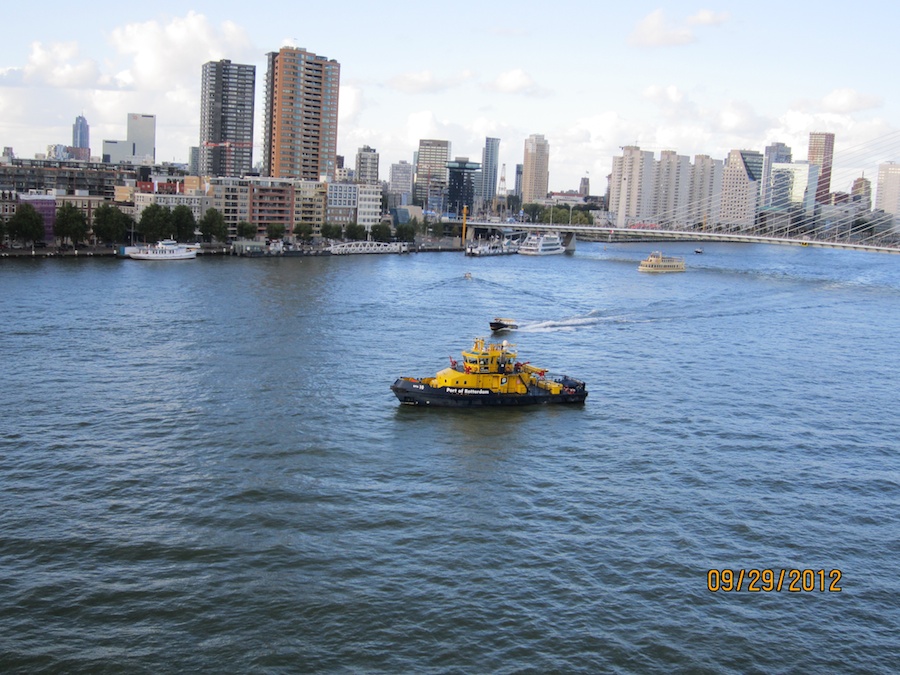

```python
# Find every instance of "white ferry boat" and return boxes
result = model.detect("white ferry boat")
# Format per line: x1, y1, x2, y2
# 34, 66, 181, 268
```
517, 232, 565, 256
128, 239, 197, 260
638, 251, 685, 273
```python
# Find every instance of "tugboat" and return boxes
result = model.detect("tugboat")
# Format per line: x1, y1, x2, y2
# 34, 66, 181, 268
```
391, 337, 587, 407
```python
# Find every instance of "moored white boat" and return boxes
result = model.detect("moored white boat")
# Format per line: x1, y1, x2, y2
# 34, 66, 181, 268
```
638, 251, 685, 273
128, 239, 197, 260
517, 232, 565, 256
466, 237, 518, 256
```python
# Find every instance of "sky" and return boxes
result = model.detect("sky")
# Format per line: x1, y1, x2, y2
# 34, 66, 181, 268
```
2, 1, 899, 196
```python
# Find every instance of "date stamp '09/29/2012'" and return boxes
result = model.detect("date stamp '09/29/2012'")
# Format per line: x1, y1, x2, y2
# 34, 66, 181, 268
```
707, 569, 843, 593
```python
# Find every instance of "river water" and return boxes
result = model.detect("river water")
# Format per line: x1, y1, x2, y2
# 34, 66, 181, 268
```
1, 242, 898, 673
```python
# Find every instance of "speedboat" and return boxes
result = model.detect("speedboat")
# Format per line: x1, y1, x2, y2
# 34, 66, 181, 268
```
128, 239, 197, 260
391, 337, 587, 407
694, 248, 704, 254
638, 251, 685, 273
517, 232, 565, 256
490, 317, 518, 332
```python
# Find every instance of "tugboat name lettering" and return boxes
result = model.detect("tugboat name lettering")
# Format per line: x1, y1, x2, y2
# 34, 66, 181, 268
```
446, 387, 490, 395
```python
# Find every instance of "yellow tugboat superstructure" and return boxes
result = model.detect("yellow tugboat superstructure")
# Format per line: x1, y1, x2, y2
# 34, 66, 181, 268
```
391, 337, 587, 407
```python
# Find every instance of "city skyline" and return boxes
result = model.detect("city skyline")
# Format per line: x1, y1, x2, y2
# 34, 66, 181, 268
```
1, 2, 900, 193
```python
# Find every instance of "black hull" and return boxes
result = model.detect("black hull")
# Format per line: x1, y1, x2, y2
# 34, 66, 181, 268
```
391, 379, 587, 407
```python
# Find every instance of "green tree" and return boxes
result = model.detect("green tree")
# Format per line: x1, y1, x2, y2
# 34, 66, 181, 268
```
54, 203, 89, 247
172, 205, 197, 242
92, 203, 128, 244
344, 223, 367, 241
506, 194, 522, 215
138, 204, 173, 243
394, 222, 416, 242
198, 208, 228, 242
266, 223, 285, 240
370, 222, 392, 242
320, 223, 342, 240
522, 203, 542, 223
293, 222, 314, 242
7, 203, 45, 245
236, 220, 256, 239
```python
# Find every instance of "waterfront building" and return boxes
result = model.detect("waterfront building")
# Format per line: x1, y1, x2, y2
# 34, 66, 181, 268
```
206, 176, 252, 239
447, 157, 480, 217
0, 158, 148, 200
71, 115, 90, 160
514, 164, 523, 200
72, 115, 89, 151
851, 175, 872, 211
875, 162, 900, 226
609, 146, 656, 228
687, 154, 723, 228
355, 146, 379, 185
102, 113, 156, 165
808, 132, 835, 204
476, 137, 500, 209
293, 180, 328, 237
326, 182, 381, 232
521, 134, 550, 204
579, 176, 590, 197
199, 59, 256, 178
720, 149, 764, 230
655, 150, 691, 227
414, 139, 451, 210
262, 46, 340, 181
134, 189, 206, 225
761, 142, 792, 208
389, 160, 413, 204
17, 191, 57, 241
768, 161, 819, 214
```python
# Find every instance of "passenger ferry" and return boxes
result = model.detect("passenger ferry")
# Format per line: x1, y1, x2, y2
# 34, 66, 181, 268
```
391, 337, 587, 407
638, 251, 685, 273
517, 232, 565, 256
128, 239, 198, 260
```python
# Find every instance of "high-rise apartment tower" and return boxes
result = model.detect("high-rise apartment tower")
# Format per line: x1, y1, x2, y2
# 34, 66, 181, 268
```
521, 134, 550, 204
200, 59, 256, 178
808, 132, 835, 204
263, 47, 340, 180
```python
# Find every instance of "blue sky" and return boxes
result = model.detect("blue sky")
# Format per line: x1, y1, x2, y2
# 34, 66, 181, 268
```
1, 1, 897, 194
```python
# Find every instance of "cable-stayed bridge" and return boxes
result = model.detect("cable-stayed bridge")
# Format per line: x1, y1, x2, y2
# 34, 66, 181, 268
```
468, 130, 900, 254
465, 220, 900, 254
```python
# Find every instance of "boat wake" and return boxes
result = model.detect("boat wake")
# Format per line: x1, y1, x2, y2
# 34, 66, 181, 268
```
516, 310, 612, 333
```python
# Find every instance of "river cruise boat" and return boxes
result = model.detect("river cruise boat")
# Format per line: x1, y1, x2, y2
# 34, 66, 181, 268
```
638, 251, 685, 273
517, 232, 565, 256
128, 239, 197, 260
391, 337, 587, 407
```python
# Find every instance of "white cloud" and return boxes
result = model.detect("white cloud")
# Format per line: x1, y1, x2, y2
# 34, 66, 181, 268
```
820, 88, 882, 114
486, 69, 549, 97
629, 9, 729, 47
629, 10, 695, 47
387, 70, 473, 94
22, 41, 99, 88
688, 10, 730, 26
339, 85, 363, 125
